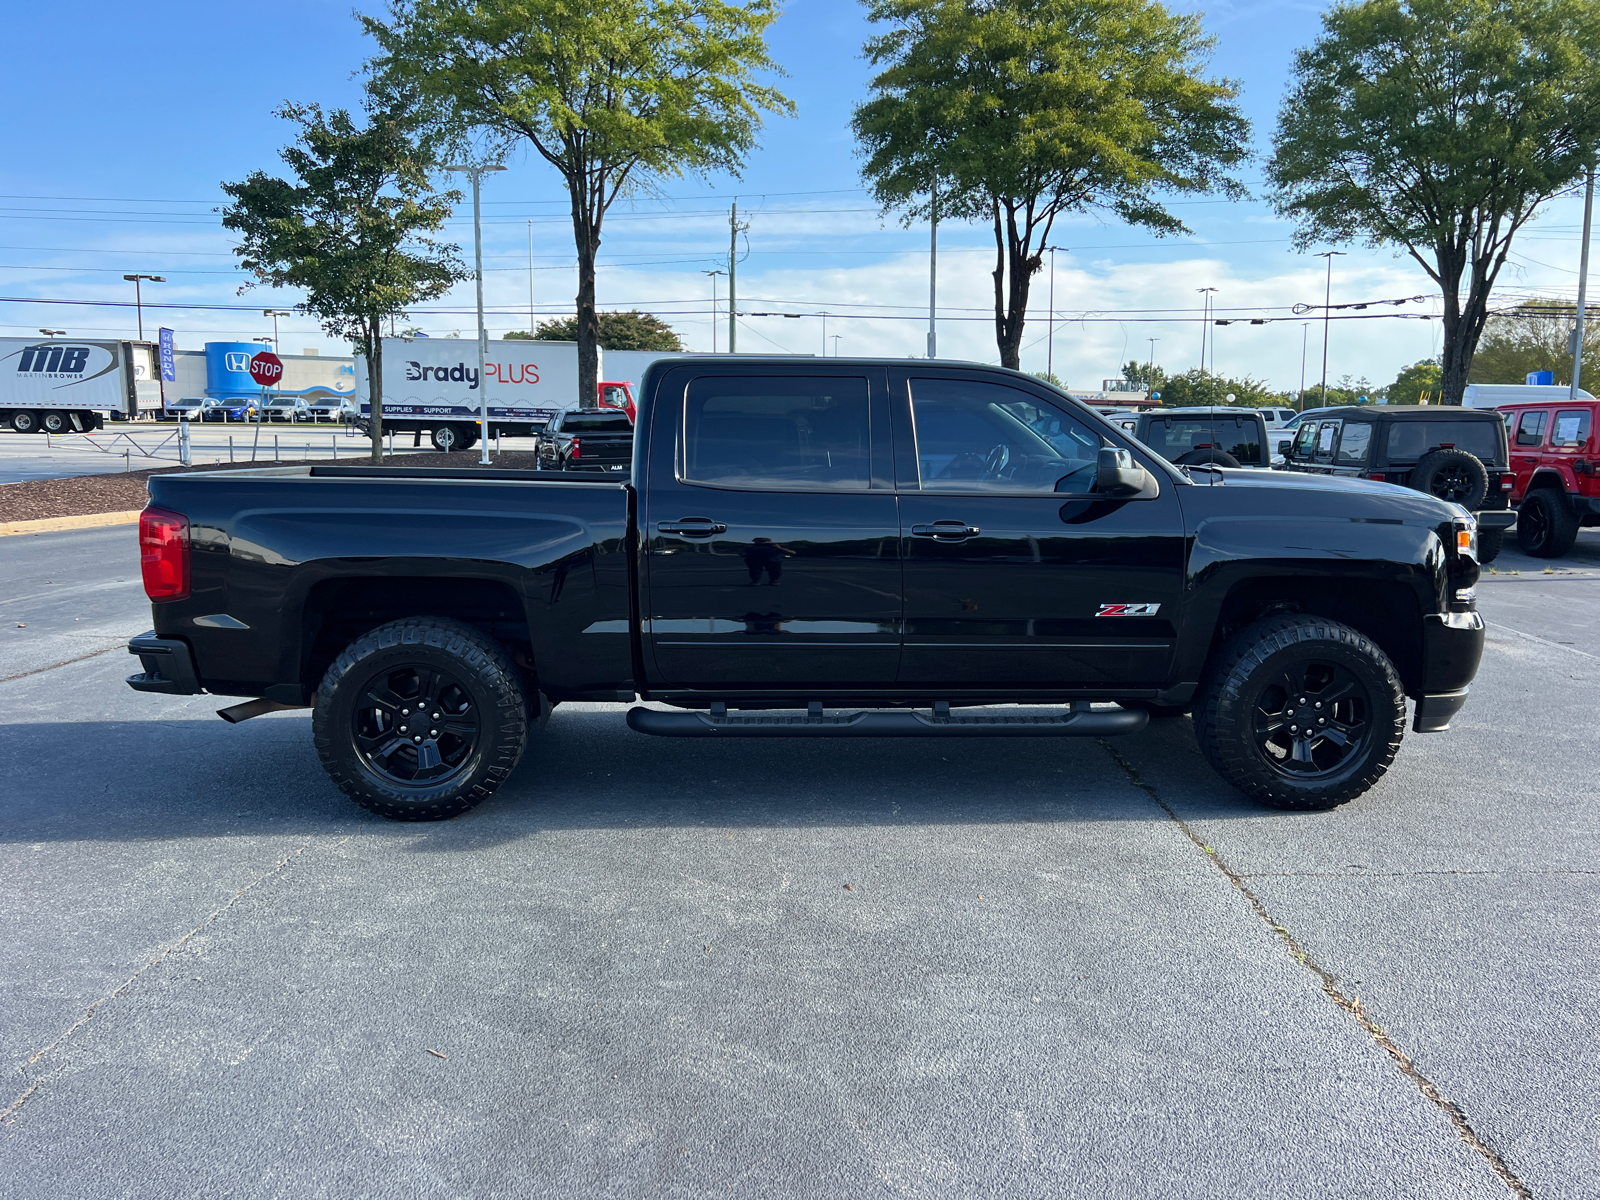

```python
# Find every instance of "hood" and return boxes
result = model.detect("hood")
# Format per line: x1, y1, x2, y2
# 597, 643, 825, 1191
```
1187, 466, 1471, 524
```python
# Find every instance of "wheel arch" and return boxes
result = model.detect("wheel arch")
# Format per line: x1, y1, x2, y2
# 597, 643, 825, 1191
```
1526, 467, 1575, 497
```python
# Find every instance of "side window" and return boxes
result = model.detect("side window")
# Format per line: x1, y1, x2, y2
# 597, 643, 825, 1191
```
1220, 416, 1262, 465
1335, 422, 1373, 466
1551, 409, 1592, 448
1292, 423, 1318, 457
908, 377, 1109, 493
682, 376, 871, 490
1315, 421, 1341, 461
1516, 410, 1548, 447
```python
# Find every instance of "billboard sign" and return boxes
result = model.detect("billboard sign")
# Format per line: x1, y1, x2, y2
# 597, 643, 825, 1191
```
158, 328, 176, 382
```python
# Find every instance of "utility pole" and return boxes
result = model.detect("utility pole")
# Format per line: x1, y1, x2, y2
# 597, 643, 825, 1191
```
1197, 287, 1217, 371
1046, 246, 1065, 378
444, 162, 506, 464
1574, 166, 1595, 399
1299, 323, 1310, 411
928, 176, 938, 358
703, 270, 725, 352
1315, 250, 1346, 405
728, 201, 748, 354
123, 274, 164, 340
821, 311, 830, 357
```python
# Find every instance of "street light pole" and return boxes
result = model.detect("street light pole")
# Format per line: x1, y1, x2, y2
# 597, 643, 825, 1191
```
1197, 287, 1218, 371
1299, 323, 1310, 411
263, 309, 291, 349
123, 274, 164, 340
928, 175, 939, 359
1573, 166, 1595, 400
1315, 251, 1346, 405
445, 163, 506, 465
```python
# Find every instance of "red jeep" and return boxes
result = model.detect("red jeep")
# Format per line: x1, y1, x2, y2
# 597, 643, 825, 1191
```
1497, 400, 1600, 557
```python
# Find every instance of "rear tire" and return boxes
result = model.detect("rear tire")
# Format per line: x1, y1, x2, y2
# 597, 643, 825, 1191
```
430, 424, 460, 452
312, 618, 528, 821
1516, 489, 1579, 558
1411, 448, 1488, 510
1194, 614, 1405, 811
1477, 529, 1504, 564
1177, 449, 1242, 469
11, 410, 40, 434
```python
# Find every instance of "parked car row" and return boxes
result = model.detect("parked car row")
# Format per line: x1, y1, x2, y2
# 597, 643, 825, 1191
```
161, 397, 356, 423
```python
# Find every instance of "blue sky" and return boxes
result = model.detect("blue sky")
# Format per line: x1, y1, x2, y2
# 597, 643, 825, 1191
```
0, 0, 1589, 392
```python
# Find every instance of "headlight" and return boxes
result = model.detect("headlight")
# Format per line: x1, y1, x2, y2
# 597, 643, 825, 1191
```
1455, 516, 1478, 561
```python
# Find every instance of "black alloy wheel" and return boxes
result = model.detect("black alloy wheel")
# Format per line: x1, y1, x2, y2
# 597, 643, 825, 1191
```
352, 663, 480, 787
1411, 448, 1488, 510
313, 618, 530, 820
1194, 613, 1405, 811
1249, 660, 1371, 779
1429, 463, 1477, 502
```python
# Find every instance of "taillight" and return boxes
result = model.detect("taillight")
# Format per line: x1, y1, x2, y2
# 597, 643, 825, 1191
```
570, 436, 581, 460
139, 507, 189, 600
1366, 472, 1387, 481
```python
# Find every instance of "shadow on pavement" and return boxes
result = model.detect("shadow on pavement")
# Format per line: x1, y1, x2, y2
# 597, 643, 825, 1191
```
0, 706, 1276, 845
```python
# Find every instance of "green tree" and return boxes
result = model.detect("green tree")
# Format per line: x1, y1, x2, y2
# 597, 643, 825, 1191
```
222, 101, 465, 463
853, 0, 1249, 369
1267, 0, 1600, 405
363, 0, 791, 408
514, 309, 683, 350
1468, 298, 1600, 386
1387, 359, 1442, 405
1158, 368, 1278, 407
1122, 359, 1167, 392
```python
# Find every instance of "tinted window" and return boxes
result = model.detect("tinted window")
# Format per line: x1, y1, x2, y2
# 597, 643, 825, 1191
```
1292, 423, 1318, 456
1552, 409, 1592, 447
1335, 422, 1373, 465
910, 378, 1108, 492
1315, 421, 1340, 459
1143, 414, 1259, 465
1514, 411, 1547, 447
1386, 419, 1502, 461
559, 412, 633, 432
683, 376, 870, 490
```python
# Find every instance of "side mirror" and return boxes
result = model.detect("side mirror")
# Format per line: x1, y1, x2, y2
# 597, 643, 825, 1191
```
1095, 447, 1147, 496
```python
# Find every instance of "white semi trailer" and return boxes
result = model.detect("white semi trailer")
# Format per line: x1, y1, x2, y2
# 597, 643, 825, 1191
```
1, 337, 162, 432
355, 336, 591, 451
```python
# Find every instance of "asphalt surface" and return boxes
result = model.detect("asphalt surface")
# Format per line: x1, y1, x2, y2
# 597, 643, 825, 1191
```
2, 525, 1596, 1199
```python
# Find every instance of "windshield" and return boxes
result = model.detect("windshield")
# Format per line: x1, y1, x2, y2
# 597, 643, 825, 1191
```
1142, 414, 1262, 465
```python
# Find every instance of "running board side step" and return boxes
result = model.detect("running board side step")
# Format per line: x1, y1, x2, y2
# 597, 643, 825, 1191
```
625, 702, 1147, 738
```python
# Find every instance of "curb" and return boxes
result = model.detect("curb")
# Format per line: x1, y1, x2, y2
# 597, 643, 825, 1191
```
0, 510, 143, 538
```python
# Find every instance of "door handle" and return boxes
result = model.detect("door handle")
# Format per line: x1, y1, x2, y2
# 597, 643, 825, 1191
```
657, 517, 727, 537
911, 521, 981, 540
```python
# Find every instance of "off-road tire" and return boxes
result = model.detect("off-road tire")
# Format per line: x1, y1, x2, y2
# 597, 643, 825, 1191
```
1477, 529, 1504, 564
1516, 488, 1579, 558
1193, 614, 1405, 812
1411, 448, 1488, 511
313, 618, 528, 821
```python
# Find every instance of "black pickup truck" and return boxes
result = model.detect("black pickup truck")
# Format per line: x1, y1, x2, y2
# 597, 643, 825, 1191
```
128, 358, 1485, 820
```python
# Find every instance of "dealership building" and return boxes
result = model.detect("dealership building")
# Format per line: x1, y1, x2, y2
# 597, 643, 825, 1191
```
166, 342, 356, 406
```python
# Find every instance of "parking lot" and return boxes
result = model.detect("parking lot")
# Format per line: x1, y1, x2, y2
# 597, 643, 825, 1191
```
2, 523, 1597, 1198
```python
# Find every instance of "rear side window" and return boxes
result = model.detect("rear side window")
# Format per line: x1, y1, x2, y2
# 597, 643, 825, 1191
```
1386, 419, 1503, 462
1551, 409, 1592, 447
1515, 411, 1547, 447
559, 413, 632, 432
1217, 416, 1262, 465
1335, 422, 1373, 465
1315, 421, 1340, 460
682, 376, 871, 490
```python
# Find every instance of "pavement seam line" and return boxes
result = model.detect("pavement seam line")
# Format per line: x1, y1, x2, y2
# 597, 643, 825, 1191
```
1097, 739, 1534, 1200
0, 643, 126, 684
1491, 623, 1600, 662
1, 836, 338, 1125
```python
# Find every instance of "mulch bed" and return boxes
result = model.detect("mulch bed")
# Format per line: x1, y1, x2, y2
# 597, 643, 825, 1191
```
0, 451, 549, 523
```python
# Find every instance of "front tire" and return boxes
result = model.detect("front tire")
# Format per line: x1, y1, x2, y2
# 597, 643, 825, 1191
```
312, 618, 528, 821
1194, 614, 1405, 811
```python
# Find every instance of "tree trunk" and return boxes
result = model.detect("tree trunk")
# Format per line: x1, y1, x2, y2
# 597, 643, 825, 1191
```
366, 316, 384, 464
1434, 241, 1502, 406
989, 201, 1034, 370
571, 186, 600, 410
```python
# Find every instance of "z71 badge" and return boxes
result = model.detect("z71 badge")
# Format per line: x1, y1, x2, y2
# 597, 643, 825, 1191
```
1096, 603, 1161, 617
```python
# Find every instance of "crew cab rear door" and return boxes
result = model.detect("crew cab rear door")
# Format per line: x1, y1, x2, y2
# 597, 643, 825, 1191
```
891, 369, 1185, 689
640, 364, 901, 689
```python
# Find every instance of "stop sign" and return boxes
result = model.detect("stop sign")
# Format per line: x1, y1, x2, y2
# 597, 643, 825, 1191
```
248, 351, 283, 387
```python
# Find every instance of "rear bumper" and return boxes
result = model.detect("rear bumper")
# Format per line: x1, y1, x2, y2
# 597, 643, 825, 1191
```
125, 632, 203, 695
1475, 509, 1517, 530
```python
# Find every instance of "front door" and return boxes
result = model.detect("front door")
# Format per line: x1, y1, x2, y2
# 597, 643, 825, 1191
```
643, 367, 901, 691
893, 371, 1186, 690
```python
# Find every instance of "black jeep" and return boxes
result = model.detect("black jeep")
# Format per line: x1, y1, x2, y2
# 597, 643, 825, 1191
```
1280, 407, 1516, 562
